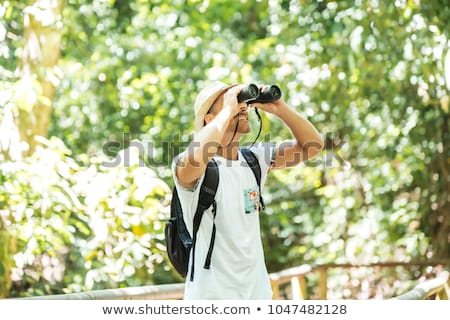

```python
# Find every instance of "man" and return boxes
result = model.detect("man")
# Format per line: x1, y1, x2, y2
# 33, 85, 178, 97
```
172, 81, 323, 299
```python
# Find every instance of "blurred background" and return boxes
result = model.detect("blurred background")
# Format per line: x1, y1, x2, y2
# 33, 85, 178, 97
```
0, 0, 448, 299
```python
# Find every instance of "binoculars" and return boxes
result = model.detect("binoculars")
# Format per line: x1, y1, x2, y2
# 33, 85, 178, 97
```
237, 83, 282, 104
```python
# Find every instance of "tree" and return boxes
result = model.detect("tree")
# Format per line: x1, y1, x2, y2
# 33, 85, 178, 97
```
0, 0, 63, 159
1, 0, 448, 298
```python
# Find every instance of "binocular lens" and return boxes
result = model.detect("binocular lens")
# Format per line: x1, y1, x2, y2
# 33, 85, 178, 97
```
237, 83, 282, 103
254, 84, 282, 103
237, 83, 260, 103
269, 85, 281, 98
248, 84, 259, 98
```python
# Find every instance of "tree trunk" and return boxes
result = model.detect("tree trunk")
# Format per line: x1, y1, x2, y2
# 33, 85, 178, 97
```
433, 111, 449, 259
18, 0, 63, 156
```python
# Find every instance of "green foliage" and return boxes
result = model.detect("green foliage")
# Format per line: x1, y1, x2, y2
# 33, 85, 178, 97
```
259, 0, 449, 269
0, 0, 449, 298
0, 138, 172, 297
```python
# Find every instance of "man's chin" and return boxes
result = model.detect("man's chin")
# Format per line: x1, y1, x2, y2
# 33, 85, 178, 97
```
239, 125, 251, 134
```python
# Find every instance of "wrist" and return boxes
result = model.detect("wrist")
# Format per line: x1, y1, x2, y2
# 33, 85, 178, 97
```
274, 101, 291, 118
215, 106, 237, 127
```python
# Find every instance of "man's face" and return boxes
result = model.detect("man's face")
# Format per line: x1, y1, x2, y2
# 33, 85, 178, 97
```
206, 93, 251, 134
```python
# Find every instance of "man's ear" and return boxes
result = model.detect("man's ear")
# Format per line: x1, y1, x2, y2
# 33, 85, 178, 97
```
204, 113, 214, 125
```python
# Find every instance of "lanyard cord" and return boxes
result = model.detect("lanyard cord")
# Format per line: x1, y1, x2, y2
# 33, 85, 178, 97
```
247, 106, 262, 149
221, 116, 240, 149
220, 105, 262, 149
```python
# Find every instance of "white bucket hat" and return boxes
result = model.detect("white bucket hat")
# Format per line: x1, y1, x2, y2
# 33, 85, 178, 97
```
194, 81, 238, 132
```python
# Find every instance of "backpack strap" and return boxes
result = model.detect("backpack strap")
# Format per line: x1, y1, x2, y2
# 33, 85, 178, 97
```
190, 159, 219, 281
241, 148, 265, 210
172, 187, 192, 248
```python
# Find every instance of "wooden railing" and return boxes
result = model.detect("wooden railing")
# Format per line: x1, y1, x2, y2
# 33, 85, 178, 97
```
392, 271, 449, 300
21, 260, 450, 300
22, 283, 185, 300
269, 260, 450, 300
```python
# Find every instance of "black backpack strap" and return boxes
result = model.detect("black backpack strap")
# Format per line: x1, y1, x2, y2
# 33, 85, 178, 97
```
190, 159, 219, 281
172, 187, 192, 248
203, 200, 217, 269
241, 148, 265, 210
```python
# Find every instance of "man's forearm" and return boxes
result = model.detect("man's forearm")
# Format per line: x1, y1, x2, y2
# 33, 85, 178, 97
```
276, 102, 324, 161
187, 108, 234, 165
176, 111, 232, 187
176, 85, 245, 188
278, 103, 323, 146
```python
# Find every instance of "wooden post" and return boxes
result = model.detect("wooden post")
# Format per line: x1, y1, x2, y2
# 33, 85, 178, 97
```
272, 281, 280, 300
291, 276, 307, 299
318, 267, 328, 300
299, 276, 307, 299
291, 276, 300, 300
438, 282, 449, 300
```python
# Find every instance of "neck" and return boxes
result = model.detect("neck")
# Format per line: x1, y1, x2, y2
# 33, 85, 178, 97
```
216, 121, 244, 160
217, 140, 240, 160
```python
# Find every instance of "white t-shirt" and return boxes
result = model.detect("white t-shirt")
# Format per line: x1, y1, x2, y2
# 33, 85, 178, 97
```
172, 145, 275, 299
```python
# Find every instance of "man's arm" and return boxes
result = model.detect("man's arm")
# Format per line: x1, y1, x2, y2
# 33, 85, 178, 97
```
175, 85, 244, 189
254, 99, 324, 169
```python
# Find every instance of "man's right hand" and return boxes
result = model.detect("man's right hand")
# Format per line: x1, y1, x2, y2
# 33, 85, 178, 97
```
222, 85, 246, 118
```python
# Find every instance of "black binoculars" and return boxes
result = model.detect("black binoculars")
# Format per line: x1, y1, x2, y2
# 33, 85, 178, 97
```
237, 83, 282, 104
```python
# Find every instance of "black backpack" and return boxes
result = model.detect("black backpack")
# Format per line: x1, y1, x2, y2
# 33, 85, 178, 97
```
164, 148, 265, 281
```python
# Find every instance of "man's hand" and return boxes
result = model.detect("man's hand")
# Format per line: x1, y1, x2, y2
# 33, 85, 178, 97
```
250, 85, 324, 169
222, 85, 247, 118
251, 99, 287, 116
250, 85, 288, 116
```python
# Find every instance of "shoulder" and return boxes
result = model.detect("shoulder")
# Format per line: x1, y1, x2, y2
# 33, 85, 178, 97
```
244, 142, 276, 167
172, 152, 202, 191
